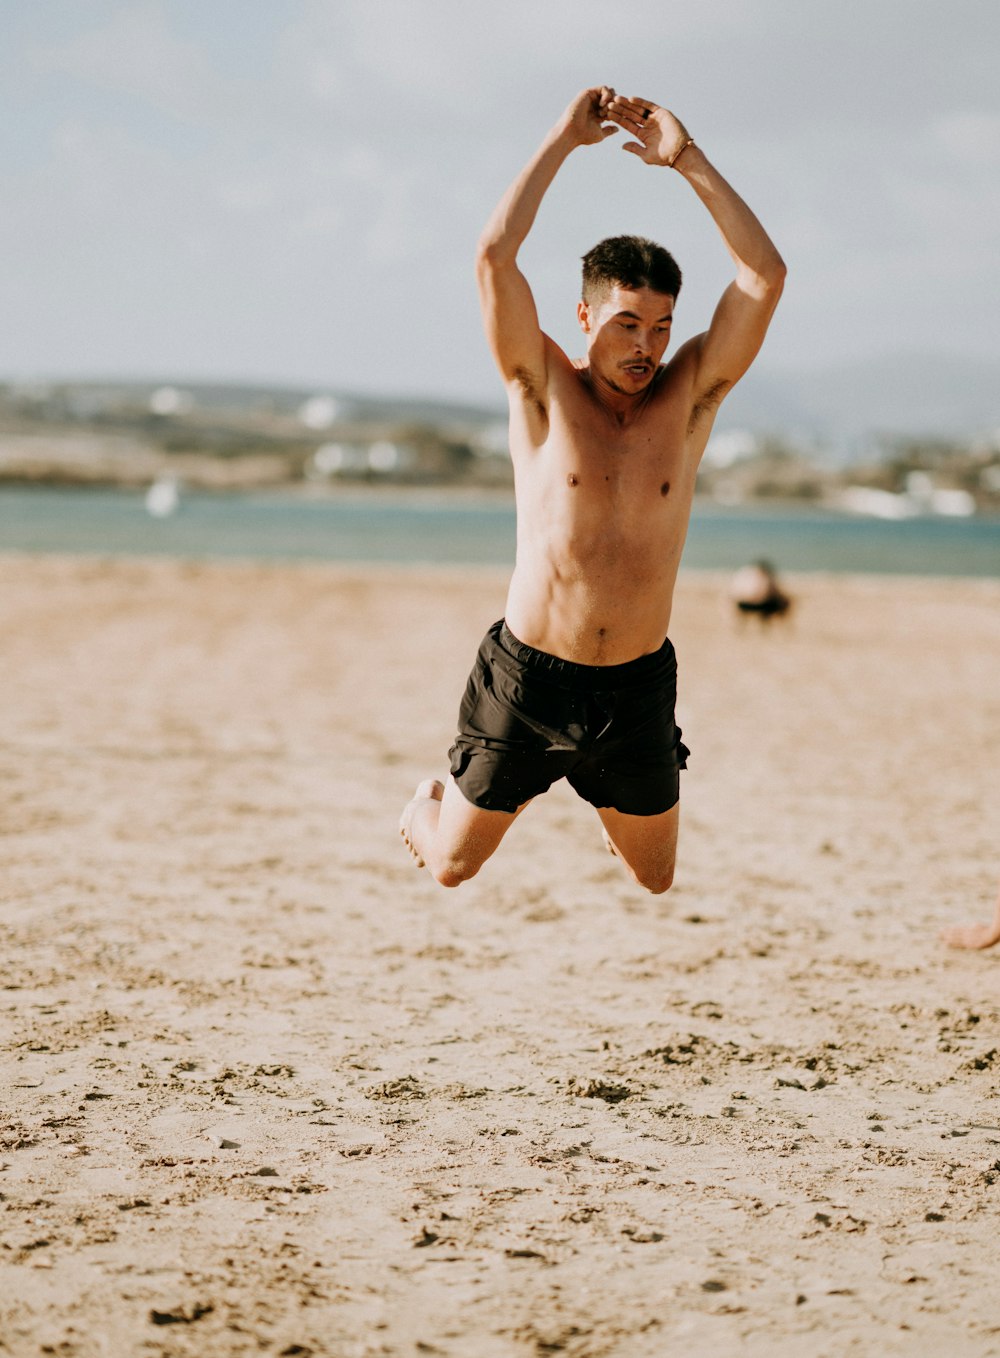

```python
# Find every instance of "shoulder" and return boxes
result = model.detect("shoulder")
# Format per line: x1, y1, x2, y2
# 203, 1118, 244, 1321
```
663, 335, 732, 417
662, 336, 701, 386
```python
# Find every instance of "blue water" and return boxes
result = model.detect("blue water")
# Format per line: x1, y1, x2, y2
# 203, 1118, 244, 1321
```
1, 485, 998, 577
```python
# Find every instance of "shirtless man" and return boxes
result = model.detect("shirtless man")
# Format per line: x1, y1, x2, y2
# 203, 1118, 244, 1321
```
400, 86, 785, 892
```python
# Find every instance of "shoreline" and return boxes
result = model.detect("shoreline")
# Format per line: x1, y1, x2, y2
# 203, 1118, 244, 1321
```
4, 547, 1000, 592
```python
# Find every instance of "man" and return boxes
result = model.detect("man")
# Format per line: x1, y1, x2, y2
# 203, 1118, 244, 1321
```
730, 559, 792, 624
400, 86, 785, 892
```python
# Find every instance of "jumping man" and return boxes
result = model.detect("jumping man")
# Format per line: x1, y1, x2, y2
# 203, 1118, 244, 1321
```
400, 87, 786, 892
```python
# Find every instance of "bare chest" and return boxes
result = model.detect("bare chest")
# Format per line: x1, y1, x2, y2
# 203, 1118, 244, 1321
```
535, 384, 694, 515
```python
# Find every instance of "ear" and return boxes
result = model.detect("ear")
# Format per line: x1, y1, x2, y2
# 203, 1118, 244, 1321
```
577, 300, 592, 334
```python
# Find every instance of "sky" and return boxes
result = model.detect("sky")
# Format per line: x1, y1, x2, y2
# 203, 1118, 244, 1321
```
2, 0, 999, 407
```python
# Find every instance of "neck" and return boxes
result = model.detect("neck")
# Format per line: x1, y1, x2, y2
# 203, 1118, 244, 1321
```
579, 363, 657, 423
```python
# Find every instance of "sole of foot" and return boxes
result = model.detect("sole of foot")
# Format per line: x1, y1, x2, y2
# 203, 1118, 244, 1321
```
399, 779, 444, 868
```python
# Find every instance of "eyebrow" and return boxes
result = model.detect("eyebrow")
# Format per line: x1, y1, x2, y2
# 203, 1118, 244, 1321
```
614, 310, 673, 322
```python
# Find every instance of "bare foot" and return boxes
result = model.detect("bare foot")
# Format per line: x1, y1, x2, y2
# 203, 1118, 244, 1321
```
941, 921, 1000, 951
399, 779, 444, 868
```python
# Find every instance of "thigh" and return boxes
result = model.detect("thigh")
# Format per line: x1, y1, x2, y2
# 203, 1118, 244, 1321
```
598, 801, 679, 886
435, 774, 531, 872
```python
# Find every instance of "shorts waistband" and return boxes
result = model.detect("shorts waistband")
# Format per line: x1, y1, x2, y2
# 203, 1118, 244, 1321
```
495, 620, 674, 689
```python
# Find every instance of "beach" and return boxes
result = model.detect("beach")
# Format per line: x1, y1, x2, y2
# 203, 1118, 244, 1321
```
2, 553, 1000, 1357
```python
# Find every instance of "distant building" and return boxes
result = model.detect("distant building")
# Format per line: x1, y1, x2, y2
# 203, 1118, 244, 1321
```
298, 395, 340, 430
149, 386, 192, 417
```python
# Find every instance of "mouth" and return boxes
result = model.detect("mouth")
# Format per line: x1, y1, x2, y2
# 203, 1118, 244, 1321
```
621, 363, 651, 380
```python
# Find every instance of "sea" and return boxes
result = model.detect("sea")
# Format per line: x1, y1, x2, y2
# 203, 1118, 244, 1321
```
2, 485, 999, 577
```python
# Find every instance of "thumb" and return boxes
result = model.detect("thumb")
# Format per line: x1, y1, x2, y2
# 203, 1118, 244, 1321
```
622, 141, 646, 157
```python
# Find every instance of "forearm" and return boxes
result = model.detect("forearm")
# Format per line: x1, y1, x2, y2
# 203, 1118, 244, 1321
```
674, 145, 786, 290
477, 123, 578, 266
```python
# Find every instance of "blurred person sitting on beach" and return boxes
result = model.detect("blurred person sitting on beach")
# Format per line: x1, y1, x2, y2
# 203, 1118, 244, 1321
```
730, 559, 792, 623
942, 877, 1000, 951
400, 87, 785, 892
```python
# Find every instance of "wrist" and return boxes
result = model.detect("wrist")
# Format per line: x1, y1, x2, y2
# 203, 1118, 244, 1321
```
667, 135, 696, 169
669, 139, 702, 173
552, 119, 587, 153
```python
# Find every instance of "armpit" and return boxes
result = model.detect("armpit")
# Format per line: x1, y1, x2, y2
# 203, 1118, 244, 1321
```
512, 366, 547, 422
688, 379, 731, 434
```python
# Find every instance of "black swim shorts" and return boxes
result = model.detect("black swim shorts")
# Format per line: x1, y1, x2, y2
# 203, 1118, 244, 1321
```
448, 620, 689, 816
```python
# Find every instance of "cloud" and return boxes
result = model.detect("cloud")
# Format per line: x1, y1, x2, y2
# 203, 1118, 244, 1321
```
30, 2, 242, 128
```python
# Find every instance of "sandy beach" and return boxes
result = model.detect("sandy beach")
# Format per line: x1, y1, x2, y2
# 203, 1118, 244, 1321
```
2, 553, 1000, 1357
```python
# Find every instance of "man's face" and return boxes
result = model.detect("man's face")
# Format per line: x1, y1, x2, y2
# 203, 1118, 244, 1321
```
577, 284, 675, 394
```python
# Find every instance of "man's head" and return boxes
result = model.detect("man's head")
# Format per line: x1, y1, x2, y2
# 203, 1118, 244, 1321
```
578, 236, 682, 395
581, 235, 682, 307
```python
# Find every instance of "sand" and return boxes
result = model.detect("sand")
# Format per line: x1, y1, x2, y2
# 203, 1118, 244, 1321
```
2, 553, 1000, 1358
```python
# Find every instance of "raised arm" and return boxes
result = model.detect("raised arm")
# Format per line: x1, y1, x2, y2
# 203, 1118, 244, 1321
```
476, 88, 617, 401
606, 96, 786, 403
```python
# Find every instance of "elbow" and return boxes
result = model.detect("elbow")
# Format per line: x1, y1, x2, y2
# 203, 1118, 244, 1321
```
475, 240, 494, 283
475, 235, 515, 278
766, 253, 788, 293
753, 256, 787, 307
737, 253, 787, 303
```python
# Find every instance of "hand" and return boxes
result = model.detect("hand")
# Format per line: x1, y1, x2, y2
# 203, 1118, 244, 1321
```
605, 95, 693, 166
562, 86, 619, 148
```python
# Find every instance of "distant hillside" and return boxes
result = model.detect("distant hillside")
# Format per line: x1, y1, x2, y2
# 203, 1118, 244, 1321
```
6, 354, 998, 455
720, 351, 1000, 455
5, 379, 505, 429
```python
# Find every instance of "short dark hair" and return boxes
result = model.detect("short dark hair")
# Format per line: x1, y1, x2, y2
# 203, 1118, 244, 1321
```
581, 235, 682, 304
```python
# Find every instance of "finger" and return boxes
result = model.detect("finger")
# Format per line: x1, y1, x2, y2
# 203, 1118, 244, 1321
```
614, 96, 657, 120
593, 85, 616, 118
621, 141, 649, 159
600, 125, 619, 139
605, 106, 646, 132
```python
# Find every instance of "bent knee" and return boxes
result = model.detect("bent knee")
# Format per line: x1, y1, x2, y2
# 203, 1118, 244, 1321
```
430, 855, 481, 889
637, 863, 675, 895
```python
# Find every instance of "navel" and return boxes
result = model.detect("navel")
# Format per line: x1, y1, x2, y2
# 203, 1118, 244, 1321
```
660, 480, 671, 497
567, 473, 579, 488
